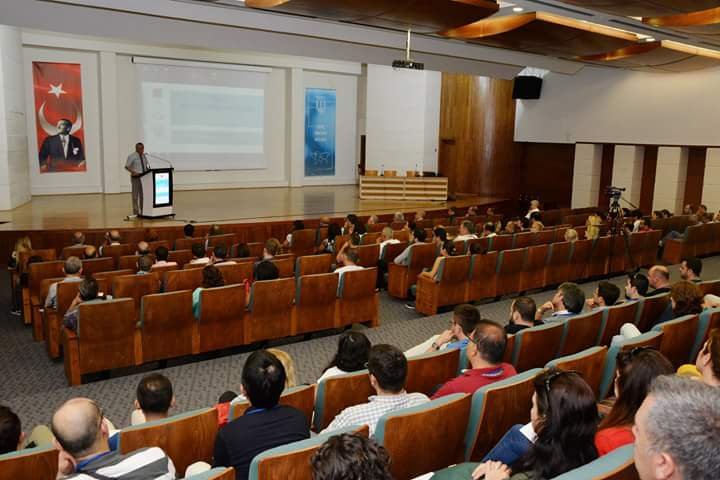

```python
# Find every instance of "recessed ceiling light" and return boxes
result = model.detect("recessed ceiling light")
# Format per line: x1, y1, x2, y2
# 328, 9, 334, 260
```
645, 37, 656, 42
513, 7, 524, 12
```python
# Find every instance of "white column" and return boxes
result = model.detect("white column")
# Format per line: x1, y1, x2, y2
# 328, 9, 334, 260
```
287, 67, 304, 187
702, 148, 720, 212
571, 143, 602, 209
611, 145, 644, 208
653, 147, 688, 213
99, 51, 120, 193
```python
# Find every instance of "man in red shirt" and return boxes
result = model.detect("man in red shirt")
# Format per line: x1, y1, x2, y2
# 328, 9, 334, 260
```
432, 319, 516, 399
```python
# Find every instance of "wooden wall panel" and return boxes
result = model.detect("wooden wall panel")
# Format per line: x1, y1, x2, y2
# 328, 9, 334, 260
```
439, 73, 519, 197
598, 144, 616, 208
519, 143, 576, 209
684, 146, 707, 208
640, 146, 658, 213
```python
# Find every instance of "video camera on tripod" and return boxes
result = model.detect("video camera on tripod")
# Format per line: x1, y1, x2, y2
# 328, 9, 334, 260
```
606, 186, 626, 206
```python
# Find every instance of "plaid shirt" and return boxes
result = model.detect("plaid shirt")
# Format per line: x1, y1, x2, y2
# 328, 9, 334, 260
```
322, 391, 429, 436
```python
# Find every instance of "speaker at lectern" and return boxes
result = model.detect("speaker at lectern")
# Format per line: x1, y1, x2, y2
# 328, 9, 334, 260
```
139, 168, 175, 218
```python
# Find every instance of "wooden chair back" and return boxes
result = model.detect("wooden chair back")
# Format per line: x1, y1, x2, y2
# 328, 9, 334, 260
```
512, 322, 565, 372
654, 314, 700, 368
314, 370, 374, 430
118, 254, 155, 271
598, 302, 640, 346
495, 248, 524, 297
81, 257, 116, 276
112, 274, 160, 319
294, 273, 338, 335
699, 279, 720, 297
544, 241, 572, 287
334, 235, 351, 255
0, 446, 58, 480
29, 261, 65, 298
92, 269, 133, 294
514, 231, 534, 249
636, 293, 670, 333
552, 445, 638, 480
599, 331, 664, 399
62, 245, 86, 259
147, 240, 171, 252
382, 241, 408, 263
355, 244, 380, 268
296, 254, 333, 276
198, 285, 246, 352
100, 243, 134, 266
393, 230, 411, 242
216, 262, 254, 285
167, 249, 193, 268
174, 237, 205, 251
336, 268, 378, 328
467, 252, 498, 301
489, 234, 514, 252
558, 310, 603, 357
519, 244, 548, 291
535, 229, 555, 245
405, 348, 460, 396
119, 408, 218, 475
247, 278, 295, 343
569, 239, 592, 281
141, 290, 195, 362
208, 234, 237, 249
367, 222, 388, 232
231, 385, 316, 430
289, 229, 317, 256
587, 236, 611, 277
270, 258, 295, 278
361, 232, 381, 245
246, 242, 263, 258
377, 394, 471, 480
547, 346, 608, 398
165, 268, 204, 292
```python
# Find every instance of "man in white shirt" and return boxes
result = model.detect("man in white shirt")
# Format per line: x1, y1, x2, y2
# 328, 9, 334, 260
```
151, 246, 177, 270
335, 248, 364, 283
535, 282, 585, 321
125, 142, 150, 218
212, 244, 236, 267
481, 222, 497, 238
455, 220, 478, 242
525, 199, 540, 220
45, 256, 84, 309
190, 243, 211, 265
377, 227, 400, 257
322, 345, 429, 437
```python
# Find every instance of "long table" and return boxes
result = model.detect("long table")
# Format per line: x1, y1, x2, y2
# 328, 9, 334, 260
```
359, 176, 449, 201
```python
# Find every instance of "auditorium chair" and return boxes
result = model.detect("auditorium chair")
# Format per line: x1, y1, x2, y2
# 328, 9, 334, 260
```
361, 232, 382, 244
367, 222, 388, 233
80, 257, 115, 276
246, 277, 295, 343
587, 236, 611, 278
466, 252, 498, 302
488, 234, 513, 252
294, 273, 338, 335
167, 249, 193, 268
248, 426, 368, 480
710, 222, 720, 255
405, 348, 460, 396
185, 468, 235, 480
513, 231, 534, 249
147, 240, 170, 251
568, 239, 592, 282
598, 331, 664, 399
198, 284, 246, 353
245, 242, 263, 258
535, 229, 554, 245
119, 407, 218, 475
63, 298, 140, 385
184, 262, 205, 270
208, 234, 237, 249
393, 229, 411, 242
543, 241, 572, 289
314, 369, 374, 431
388, 243, 436, 299
519, 244, 549, 292
653, 314, 700, 368
165, 267, 204, 292
381, 241, 408, 264
376, 393, 471, 480
553, 444, 637, 480
335, 268, 379, 328
287, 229, 316, 256
112, 274, 160, 320
699, 279, 720, 297
174, 236, 205, 251
546, 346, 608, 398
61, 245, 85, 259
495, 248, 524, 297
150, 263, 179, 287
391, 221, 406, 230
553, 226, 570, 243
295, 253, 333, 276
597, 302, 640, 347
662, 224, 701, 264
33, 276, 65, 341
216, 262, 253, 285
557, 310, 603, 357
0, 445, 58, 480
415, 255, 470, 315
634, 293, 670, 333
464, 368, 542, 461
270, 257, 295, 278
608, 234, 629, 274
509, 322, 565, 372
141, 290, 196, 362
25, 260, 64, 325
628, 231, 648, 270
334, 235, 351, 255
100, 243, 134, 267
355, 243, 380, 268
93, 269, 134, 294
694, 307, 720, 358
118, 254, 156, 271
642, 230, 662, 267
230, 385, 316, 429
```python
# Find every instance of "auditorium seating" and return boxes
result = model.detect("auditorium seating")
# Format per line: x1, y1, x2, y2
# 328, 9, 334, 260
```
25, 260, 64, 325
100, 243, 134, 267
288, 229, 317, 256
119, 407, 218, 475
381, 241, 408, 264
519, 244, 548, 292
118, 254, 155, 271
294, 273, 338, 335
597, 302, 639, 347
81, 257, 115, 276
695, 307, 720, 357
33, 276, 64, 341
355, 244, 380, 268
247, 278, 295, 343
653, 314, 700, 368
216, 262, 253, 285
186, 468, 235, 480
94, 269, 134, 293
405, 348, 460, 396
598, 331, 664, 399
231, 385, 316, 429
557, 310, 603, 357
336, 268, 378, 328
388, 243, 436, 299
112, 274, 161, 320
314, 370, 374, 431
495, 248, 524, 297
165, 267, 204, 292
175, 237, 206, 251
415, 256, 470, 315
198, 285, 246, 352
61, 245, 85, 259
546, 346, 607, 398
553, 444, 637, 480
467, 252, 498, 301
141, 290, 196, 362
634, 294, 670, 333
568, 239, 592, 282
271, 257, 295, 278
167, 249, 193, 267
295, 254, 332, 276
699, 279, 720, 297
0, 445, 58, 480
509, 322, 565, 372
376, 393, 471, 479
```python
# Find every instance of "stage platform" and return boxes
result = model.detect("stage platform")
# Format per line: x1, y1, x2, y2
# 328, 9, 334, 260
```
0, 185, 505, 232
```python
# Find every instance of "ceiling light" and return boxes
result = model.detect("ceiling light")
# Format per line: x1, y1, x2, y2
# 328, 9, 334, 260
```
645, 37, 656, 42
513, 7, 524, 12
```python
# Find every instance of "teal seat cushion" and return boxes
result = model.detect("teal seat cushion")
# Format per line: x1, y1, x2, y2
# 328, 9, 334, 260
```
185, 467, 232, 480
552, 444, 634, 479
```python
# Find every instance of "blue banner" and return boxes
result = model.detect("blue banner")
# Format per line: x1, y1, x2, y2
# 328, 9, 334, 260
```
305, 88, 336, 177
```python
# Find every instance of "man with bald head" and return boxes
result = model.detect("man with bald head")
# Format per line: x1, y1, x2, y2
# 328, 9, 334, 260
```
52, 398, 175, 479
99, 230, 122, 257
647, 266, 671, 297
136, 241, 150, 256
71, 232, 86, 247
83, 245, 97, 259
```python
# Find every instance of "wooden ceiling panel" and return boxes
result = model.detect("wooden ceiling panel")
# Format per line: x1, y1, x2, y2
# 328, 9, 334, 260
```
644, 7, 720, 41
556, 1, 720, 18
440, 12, 639, 58
244, 0, 500, 33
578, 40, 720, 72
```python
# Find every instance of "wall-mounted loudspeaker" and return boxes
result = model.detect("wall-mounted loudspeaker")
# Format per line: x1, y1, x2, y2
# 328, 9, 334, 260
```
512, 76, 543, 100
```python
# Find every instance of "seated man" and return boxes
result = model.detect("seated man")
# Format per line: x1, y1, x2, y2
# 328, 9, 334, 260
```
504, 297, 541, 335
52, 398, 175, 479
481, 222, 497, 238
646, 265, 671, 296
587, 281, 621, 309
99, 230, 122, 256
455, 220, 478, 241
525, 199, 540, 219
535, 282, 585, 321
393, 228, 428, 266
151, 246, 177, 269
633, 375, 720, 480
0, 405, 23, 454
679, 257, 702, 283
190, 243, 211, 265
213, 350, 309, 480
63, 276, 105, 332
183, 223, 195, 239
432, 319, 516, 398
71, 231, 86, 247
626, 273, 650, 301
405, 304, 481, 357
431, 227, 448, 248
311, 434, 392, 480
136, 255, 153, 275
212, 244, 236, 266
322, 344, 429, 436
130, 373, 176, 426
45, 256, 84, 310
262, 238, 281, 261
334, 247, 363, 282
136, 241, 150, 256
83, 245, 97, 259
367, 214, 380, 226
376, 227, 400, 257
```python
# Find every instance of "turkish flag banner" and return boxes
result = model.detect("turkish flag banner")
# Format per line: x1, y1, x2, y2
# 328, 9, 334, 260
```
32, 62, 87, 173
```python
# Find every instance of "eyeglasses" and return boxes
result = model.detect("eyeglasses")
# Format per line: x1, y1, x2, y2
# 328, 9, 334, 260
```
543, 369, 580, 394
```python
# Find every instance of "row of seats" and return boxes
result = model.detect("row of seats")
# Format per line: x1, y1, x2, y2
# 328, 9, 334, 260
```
663, 221, 720, 264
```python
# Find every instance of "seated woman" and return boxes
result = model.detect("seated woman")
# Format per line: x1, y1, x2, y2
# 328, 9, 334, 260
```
678, 328, 720, 387
192, 265, 224, 319
595, 348, 673, 456
420, 240, 456, 280
317, 223, 342, 254
432, 369, 599, 480
318, 332, 372, 383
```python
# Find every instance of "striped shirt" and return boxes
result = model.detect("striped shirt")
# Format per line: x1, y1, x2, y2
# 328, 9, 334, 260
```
66, 447, 176, 480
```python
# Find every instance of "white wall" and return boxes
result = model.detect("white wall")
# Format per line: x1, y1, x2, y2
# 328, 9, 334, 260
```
365, 64, 440, 174
515, 66, 720, 145
611, 145, 644, 208
704, 148, 720, 210
571, 143, 602, 209
654, 147, 688, 213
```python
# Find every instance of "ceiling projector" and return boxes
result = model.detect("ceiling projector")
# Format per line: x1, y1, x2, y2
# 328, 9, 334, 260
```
393, 29, 424, 70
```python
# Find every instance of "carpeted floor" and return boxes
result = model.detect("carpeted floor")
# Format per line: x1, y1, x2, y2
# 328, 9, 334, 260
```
2, 257, 718, 430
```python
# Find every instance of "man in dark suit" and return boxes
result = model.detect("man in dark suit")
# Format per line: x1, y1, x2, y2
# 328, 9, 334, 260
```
38, 118, 85, 171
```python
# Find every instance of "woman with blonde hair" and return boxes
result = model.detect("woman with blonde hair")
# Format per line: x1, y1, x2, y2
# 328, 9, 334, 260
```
266, 348, 297, 389
585, 212, 602, 240
564, 228, 578, 243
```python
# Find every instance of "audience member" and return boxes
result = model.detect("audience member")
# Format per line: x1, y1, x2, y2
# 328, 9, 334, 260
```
586, 212, 602, 240
63, 276, 102, 332
679, 257, 702, 282
0, 405, 22, 454
529, 217, 544, 233
467, 205, 479, 217
432, 319, 516, 399
183, 223, 195, 239
334, 247, 363, 282
190, 243, 211, 265
255, 261, 279, 281
136, 241, 150, 256
262, 238, 281, 261
99, 230, 122, 256
311, 434, 392, 480
322, 345, 429, 436
653, 281, 703, 328
419, 240, 455, 280
367, 214, 380, 225
213, 244, 235, 266
213, 350, 310, 480
152, 246, 177, 269
318, 332, 372, 383
646, 266, 671, 297
564, 228, 579, 243
136, 255, 153, 275
235, 243, 251, 259
405, 304, 481, 356
71, 231, 86, 246
587, 281, 621, 309
283, 220, 305, 248
83, 245, 97, 259
595, 348, 674, 456
505, 297, 541, 334
376, 227, 400, 257
344, 214, 366, 235
392, 211, 405, 224
682, 204, 694, 215
432, 227, 448, 247
697, 204, 711, 222
414, 210, 426, 222
626, 273, 650, 300
535, 282, 585, 320
633, 375, 720, 480
694, 329, 720, 387
45, 256, 83, 309
192, 266, 224, 319
393, 228, 427, 266
525, 199, 540, 220
52, 398, 176, 479
130, 373, 176, 426
482, 222, 497, 238
455, 220, 478, 241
